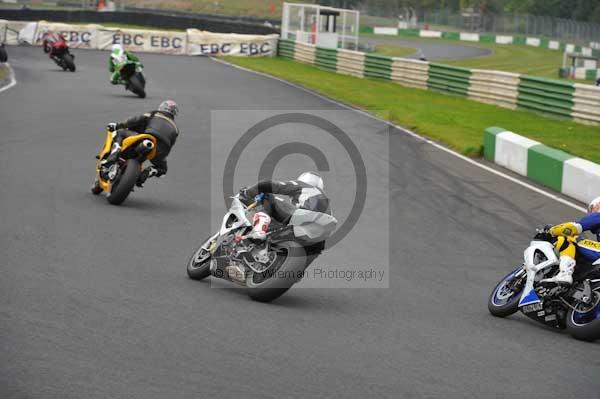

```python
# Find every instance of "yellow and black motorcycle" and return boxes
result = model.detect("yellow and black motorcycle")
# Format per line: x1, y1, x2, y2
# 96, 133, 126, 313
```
91, 129, 157, 205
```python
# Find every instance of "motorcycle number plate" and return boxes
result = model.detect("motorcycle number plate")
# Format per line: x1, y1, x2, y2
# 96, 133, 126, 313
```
522, 303, 543, 313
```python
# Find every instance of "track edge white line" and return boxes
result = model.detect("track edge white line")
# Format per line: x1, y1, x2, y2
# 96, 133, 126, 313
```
0, 62, 17, 94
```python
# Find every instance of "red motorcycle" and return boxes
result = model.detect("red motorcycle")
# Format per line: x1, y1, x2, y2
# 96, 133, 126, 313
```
42, 32, 75, 72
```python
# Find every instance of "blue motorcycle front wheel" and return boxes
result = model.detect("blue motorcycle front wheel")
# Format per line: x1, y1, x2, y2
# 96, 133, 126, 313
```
566, 281, 600, 342
488, 266, 525, 318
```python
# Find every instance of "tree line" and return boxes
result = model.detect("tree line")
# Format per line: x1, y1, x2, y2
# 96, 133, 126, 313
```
318, 0, 600, 24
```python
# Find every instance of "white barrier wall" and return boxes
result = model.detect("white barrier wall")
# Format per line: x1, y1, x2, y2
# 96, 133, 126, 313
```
459, 32, 479, 42
0, 20, 6, 41
495, 35, 513, 44
494, 132, 540, 176
373, 27, 398, 36
293, 41, 316, 64
97, 28, 187, 55
336, 49, 365, 78
468, 69, 520, 109
34, 22, 100, 49
526, 37, 541, 47
562, 158, 600, 204
3, 20, 31, 45
419, 30, 442, 38
186, 30, 278, 56
7, 20, 278, 57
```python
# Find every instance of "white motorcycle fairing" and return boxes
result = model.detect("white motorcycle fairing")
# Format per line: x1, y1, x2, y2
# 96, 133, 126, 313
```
518, 240, 560, 307
202, 195, 252, 252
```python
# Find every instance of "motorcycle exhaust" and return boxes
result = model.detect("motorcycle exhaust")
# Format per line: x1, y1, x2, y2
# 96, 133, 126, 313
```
136, 139, 154, 155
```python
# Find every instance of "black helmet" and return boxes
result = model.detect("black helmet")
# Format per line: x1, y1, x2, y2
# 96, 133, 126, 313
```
157, 100, 179, 118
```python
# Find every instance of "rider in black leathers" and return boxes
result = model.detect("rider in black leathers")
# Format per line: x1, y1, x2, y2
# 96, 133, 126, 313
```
101, 100, 179, 186
239, 172, 330, 226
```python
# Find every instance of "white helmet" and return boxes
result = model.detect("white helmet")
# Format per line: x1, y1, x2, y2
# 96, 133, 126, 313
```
588, 196, 600, 213
298, 172, 324, 190
111, 44, 123, 54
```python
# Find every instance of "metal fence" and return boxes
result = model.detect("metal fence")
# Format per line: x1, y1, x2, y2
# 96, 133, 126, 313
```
359, 5, 600, 45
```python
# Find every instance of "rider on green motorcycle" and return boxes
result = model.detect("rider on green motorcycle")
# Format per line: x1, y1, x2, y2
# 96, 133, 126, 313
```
109, 44, 142, 85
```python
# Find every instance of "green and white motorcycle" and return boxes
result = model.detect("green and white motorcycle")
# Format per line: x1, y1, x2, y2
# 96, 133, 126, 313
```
111, 50, 146, 98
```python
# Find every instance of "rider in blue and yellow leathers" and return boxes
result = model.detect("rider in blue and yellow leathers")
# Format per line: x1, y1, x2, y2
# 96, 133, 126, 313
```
543, 196, 600, 285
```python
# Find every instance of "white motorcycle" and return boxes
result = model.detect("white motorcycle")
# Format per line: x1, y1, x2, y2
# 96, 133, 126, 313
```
187, 193, 337, 302
488, 227, 600, 341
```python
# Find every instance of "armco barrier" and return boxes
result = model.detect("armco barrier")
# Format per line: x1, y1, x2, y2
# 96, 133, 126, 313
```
277, 39, 600, 124
484, 126, 600, 204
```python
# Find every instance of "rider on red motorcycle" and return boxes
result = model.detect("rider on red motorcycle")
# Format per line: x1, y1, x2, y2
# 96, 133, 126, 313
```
42, 31, 71, 63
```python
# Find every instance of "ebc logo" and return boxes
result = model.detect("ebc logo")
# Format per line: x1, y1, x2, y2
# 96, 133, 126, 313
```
112, 34, 144, 46
150, 36, 183, 49
59, 31, 92, 43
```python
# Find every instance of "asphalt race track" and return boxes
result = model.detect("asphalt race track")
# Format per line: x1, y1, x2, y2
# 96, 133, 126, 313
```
1, 46, 599, 399
361, 36, 491, 60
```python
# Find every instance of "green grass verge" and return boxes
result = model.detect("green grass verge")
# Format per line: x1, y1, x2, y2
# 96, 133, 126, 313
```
444, 42, 563, 79
0, 65, 6, 82
362, 34, 588, 83
374, 44, 416, 58
225, 56, 600, 163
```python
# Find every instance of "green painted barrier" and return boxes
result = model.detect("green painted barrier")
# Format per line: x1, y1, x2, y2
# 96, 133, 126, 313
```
513, 36, 527, 45
427, 64, 471, 96
517, 76, 574, 118
364, 53, 392, 80
442, 31, 460, 40
527, 144, 574, 191
397, 29, 420, 37
483, 126, 505, 161
479, 34, 496, 43
278, 39, 295, 59
315, 47, 337, 71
